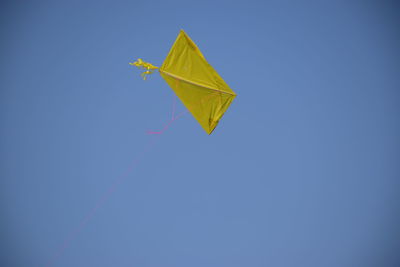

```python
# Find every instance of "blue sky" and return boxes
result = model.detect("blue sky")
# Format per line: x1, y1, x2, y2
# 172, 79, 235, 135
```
1, 1, 400, 266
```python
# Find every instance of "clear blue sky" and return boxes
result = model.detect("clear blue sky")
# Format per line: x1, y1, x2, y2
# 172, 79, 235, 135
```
1, 1, 399, 266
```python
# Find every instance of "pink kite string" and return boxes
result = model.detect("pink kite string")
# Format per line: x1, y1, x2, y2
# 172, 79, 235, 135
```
44, 135, 160, 267
44, 94, 182, 267
146, 90, 221, 135
146, 94, 189, 135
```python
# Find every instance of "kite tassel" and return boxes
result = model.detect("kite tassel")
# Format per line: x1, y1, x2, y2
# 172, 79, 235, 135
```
129, 58, 159, 80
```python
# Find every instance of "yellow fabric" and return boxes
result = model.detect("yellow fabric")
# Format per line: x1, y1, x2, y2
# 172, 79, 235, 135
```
131, 30, 236, 134
129, 59, 159, 80
159, 30, 236, 134
160, 72, 235, 134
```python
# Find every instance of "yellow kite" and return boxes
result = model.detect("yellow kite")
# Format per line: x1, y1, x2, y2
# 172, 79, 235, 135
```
130, 30, 236, 135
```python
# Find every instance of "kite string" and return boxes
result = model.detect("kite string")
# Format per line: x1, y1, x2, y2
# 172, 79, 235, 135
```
45, 90, 186, 266
146, 88, 222, 135
146, 99, 187, 134
44, 134, 161, 267
147, 82, 189, 135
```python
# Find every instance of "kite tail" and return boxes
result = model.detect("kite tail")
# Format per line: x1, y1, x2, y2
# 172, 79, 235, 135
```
129, 58, 159, 80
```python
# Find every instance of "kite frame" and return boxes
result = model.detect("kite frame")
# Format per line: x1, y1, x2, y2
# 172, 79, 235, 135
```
159, 69, 236, 96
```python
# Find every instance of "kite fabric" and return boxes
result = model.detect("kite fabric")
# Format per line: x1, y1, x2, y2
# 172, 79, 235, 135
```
130, 30, 236, 134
